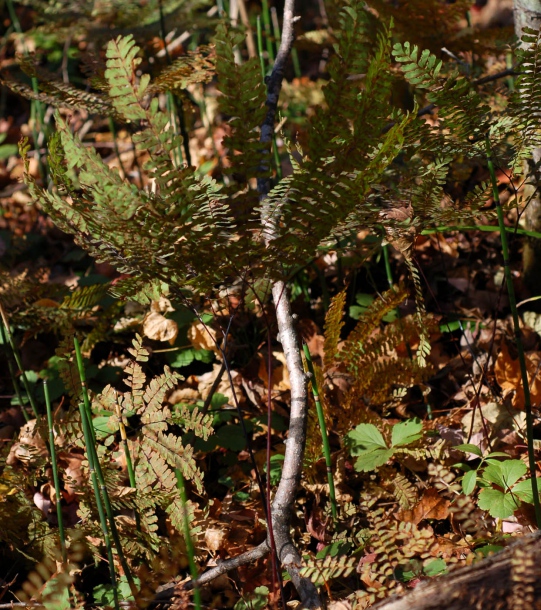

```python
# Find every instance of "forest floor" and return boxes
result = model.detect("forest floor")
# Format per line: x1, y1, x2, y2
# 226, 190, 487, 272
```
2, 1, 541, 609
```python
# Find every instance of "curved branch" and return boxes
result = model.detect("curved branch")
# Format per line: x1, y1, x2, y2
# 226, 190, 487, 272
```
154, 4, 322, 607
257, 2, 322, 608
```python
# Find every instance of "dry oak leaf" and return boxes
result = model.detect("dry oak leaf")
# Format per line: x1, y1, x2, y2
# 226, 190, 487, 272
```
399, 488, 450, 525
494, 340, 541, 410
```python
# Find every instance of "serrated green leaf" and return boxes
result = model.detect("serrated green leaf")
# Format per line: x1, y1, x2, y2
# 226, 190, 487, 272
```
512, 477, 541, 504
353, 448, 394, 472
391, 418, 422, 447
346, 424, 387, 455
478, 487, 520, 518
482, 460, 526, 489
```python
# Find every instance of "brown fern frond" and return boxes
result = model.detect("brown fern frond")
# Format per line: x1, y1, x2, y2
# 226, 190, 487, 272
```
323, 289, 347, 371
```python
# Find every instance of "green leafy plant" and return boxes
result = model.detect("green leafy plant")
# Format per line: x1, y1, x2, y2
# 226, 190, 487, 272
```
346, 418, 423, 472
456, 446, 541, 519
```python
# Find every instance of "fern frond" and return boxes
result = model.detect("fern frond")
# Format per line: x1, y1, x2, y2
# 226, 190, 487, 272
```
214, 23, 269, 222
338, 286, 408, 369
300, 554, 357, 587
509, 27, 541, 168
150, 46, 216, 93
105, 34, 149, 121
323, 289, 347, 371
392, 41, 490, 143
173, 404, 214, 441
60, 283, 110, 311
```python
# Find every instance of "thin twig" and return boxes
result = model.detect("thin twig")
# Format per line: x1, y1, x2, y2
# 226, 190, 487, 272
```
257, 2, 322, 607
153, 4, 322, 606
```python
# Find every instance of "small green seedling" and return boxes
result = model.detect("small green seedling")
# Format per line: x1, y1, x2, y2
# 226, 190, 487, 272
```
455, 444, 541, 519
346, 418, 423, 472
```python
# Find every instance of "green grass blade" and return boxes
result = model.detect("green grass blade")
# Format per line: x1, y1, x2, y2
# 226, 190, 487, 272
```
302, 343, 337, 520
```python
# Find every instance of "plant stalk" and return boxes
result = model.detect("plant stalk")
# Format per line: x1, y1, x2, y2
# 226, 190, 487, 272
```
44, 380, 68, 565
73, 338, 137, 596
175, 470, 201, 610
302, 343, 337, 520
485, 136, 541, 527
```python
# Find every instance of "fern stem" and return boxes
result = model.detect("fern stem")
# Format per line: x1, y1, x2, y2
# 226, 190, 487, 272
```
113, 394, 142, 532
114, 397, 137, 490
78, 400, 120, 610
302, 343, 337, 520
44, 380, 68, 565
485, 136, 541, 528
257, 16, 266, 79
73, 338, 138, 596
0, 303, 41, 422
175, 470, 201, 610
0, 323, 30, 422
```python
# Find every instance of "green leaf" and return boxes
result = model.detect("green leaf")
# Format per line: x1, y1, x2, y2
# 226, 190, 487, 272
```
478, 488, 520, 519
512, 477, 541, 504
234, 586, 269, 610
462, 469, 477, 495
193, 348, 214, 363
92, 415, 118, 440
214, 424, 246, 451
423, 558, 447, 577
265, 453, 285, 486
485, 452, 513, 459
474, 544, 504, 557
353, 448, 394, 472
391, 418, 423, 447
454, 443, 483, 457
93, 576, 139, 605
168, 349, 195, 368
347, 424, 387, 454
482, 460, 527, 489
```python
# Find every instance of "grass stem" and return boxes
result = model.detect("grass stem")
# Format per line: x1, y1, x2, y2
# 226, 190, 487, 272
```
44, 380, 68, 565
302, 343, 337, 520
73, 338, 138, 597
175, 470, 201, 610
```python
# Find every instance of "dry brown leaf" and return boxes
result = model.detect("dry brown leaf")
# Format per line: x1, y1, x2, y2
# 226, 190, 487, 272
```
188, 320, 220, 355
7, 420, 48, 465
399, 488, 450, 525
258, 351, 291, 392
205, 527, 228, 552
142, 311, 178, 343
494, 341, 541, 410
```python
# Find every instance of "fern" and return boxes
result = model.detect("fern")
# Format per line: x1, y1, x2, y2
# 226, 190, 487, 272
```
95, 334, 212, 496
300, 554, 357, 587
323, 289, 346, 370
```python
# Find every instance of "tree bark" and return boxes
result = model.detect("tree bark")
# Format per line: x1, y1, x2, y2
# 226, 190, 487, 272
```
371, 531, 541, 610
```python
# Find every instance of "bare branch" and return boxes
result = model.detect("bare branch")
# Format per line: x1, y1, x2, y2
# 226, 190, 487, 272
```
154, 4, 322, 607
256, 1, 323, 607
